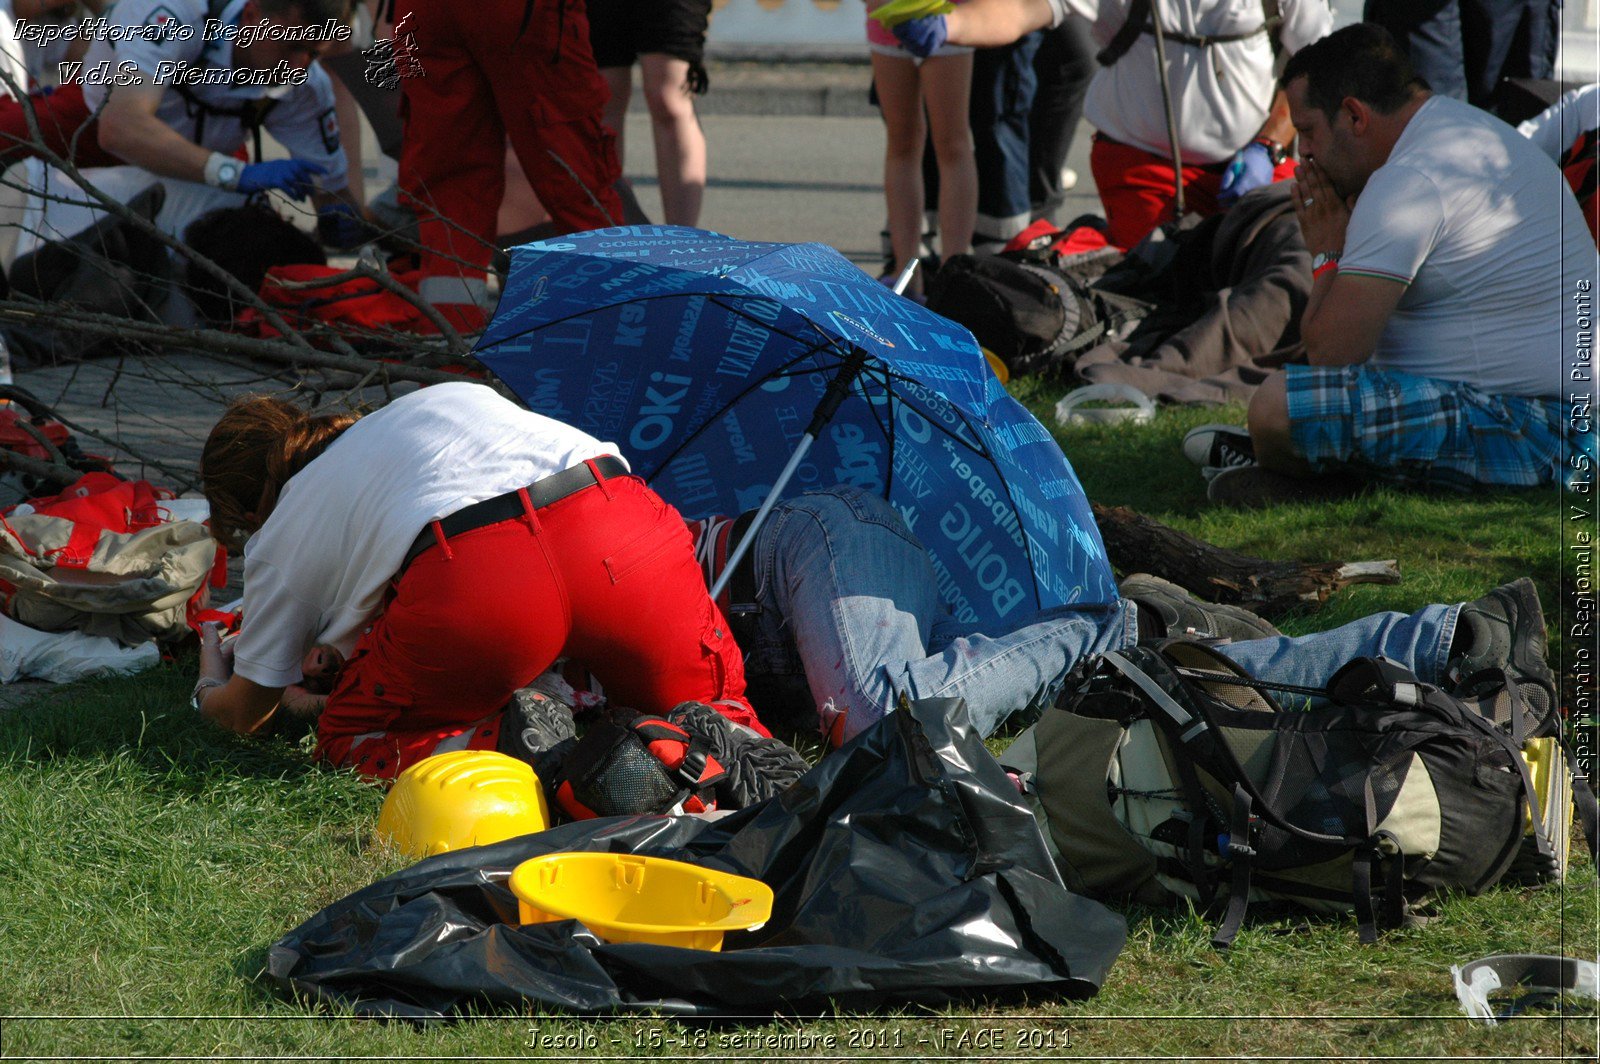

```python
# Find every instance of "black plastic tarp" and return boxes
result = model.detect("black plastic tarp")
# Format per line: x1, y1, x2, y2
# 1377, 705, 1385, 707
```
266, 698, 1127, 1018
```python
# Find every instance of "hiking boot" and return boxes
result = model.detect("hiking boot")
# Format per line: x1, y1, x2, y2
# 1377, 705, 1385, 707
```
1445, 577, 1558, 730
1206, 465, 1363, 508
667, 702, 811, 808
1183, 424, 1256, 480
498, 688, 578, 780
1120, 573, 1282, 643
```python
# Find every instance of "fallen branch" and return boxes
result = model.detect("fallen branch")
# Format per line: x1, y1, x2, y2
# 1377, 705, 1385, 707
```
0, 445, 80, 489
1091, 502, 1401, 619
0, 300, 473, 388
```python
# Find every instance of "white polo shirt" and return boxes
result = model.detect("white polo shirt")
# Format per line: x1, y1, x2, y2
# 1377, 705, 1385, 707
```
1045, 0, 1332, 163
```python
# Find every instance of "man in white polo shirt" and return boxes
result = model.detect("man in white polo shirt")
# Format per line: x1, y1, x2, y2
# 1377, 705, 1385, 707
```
1184, 23, 1593, 504
892, 0, 1332, 248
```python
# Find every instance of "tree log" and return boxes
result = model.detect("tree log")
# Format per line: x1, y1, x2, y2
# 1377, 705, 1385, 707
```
1091, 502, 1400, 620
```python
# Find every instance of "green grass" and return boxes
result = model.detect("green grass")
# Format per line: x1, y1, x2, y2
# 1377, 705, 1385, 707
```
1, 400, 1594, 1060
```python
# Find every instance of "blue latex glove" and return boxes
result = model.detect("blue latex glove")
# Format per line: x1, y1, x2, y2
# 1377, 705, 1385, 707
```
237, 158, 327, 199
317, 200, 367, 250
892, 14, 948, 58
1216, 141, 1275, 207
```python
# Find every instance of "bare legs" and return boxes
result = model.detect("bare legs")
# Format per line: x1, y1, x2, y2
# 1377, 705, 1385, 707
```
873, 50, 976, 294
600, 55, 707, 226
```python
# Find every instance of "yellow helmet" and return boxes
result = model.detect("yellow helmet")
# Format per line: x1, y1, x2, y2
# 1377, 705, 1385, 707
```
375, 750, 551, 859
980, 347, 1010, 384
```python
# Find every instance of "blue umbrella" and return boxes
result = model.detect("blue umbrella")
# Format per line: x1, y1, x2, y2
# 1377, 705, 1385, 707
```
474, 225, 1117, 625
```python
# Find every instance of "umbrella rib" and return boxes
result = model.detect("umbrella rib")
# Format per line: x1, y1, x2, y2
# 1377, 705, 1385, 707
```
641, 332, 853, 478
878, 375, 997, 458
987, 454, 1048, 619
878, 363, 897, 502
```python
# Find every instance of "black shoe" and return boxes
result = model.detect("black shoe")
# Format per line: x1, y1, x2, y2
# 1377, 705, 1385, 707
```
1446, 577, 1558, 731
1120, 573, 1282, 643
498, 688, 578, 780
1206, 466, 1364, 508
667, 702, 811, 809
1182, 424, 1256, 481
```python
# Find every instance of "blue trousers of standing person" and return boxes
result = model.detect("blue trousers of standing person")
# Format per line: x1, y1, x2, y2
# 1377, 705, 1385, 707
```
1365, 0, 1561, 109
920, 32, 1042, 248
1030, 16, 1096, 222
736, 487, 1459, 743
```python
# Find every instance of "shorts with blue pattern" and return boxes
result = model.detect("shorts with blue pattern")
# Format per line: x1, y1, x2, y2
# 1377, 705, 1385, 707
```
1284, 365, 1576, 491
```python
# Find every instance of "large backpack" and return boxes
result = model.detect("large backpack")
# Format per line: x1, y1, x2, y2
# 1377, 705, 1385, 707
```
1005, 640, 1595, 947
926, 253, 1151, 378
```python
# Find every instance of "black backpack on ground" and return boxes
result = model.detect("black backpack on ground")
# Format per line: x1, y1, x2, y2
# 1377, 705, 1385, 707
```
1007, 640, 1597, 947
926, 252, 1152, 378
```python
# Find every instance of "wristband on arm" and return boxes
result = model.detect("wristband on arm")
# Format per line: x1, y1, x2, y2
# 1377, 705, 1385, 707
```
1252, 136, 1289, 166
204, 152, 242, 191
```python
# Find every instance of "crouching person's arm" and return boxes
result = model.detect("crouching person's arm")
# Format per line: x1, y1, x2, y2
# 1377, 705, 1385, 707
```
192, 622, 284, 735
1292, 160, 1405, 366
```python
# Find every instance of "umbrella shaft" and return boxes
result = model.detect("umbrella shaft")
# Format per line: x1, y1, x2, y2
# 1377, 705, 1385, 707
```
710, 432, 818, 601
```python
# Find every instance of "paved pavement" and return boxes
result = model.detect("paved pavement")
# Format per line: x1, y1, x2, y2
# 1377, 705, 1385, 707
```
17, 104, 1103, 476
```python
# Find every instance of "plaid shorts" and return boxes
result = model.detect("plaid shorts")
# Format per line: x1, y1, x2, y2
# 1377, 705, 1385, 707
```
1285, 365, 1571, 490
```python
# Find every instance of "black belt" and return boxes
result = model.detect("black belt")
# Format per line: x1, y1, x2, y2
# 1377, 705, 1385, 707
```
400, 455, 629, 574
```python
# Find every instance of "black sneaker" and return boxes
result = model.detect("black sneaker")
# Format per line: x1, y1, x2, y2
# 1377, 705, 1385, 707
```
498, 689, 578, 780
1183, 424, 1256, 481
1445, 578, 1558, 732
1120, 573, 1282, 643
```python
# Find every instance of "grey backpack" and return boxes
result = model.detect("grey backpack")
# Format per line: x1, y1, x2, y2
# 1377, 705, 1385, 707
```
1004, 641, 1595, 947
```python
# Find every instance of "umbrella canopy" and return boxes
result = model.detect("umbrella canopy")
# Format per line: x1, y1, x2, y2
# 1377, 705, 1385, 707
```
475, 225, 1117, 623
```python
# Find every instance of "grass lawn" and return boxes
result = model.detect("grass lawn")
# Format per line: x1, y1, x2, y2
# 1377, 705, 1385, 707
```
2, 401, 1594, 1060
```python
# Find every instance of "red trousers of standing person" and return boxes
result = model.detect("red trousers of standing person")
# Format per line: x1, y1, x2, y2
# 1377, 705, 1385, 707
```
1090, 134, 1299, 250
315, 462, 763, 781
395, 0, 624, 313
0, 84, 122, 170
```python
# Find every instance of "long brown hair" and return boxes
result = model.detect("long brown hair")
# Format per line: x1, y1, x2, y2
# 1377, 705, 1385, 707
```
201, 396, 358, 550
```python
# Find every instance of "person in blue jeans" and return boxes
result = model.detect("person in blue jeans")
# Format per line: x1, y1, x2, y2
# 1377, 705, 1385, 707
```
691, 485, 1553, 745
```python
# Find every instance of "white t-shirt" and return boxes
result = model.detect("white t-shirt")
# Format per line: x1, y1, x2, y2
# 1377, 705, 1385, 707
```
1049, 0, 1331, 163
80, 0, 347, 189
232, 383, 625, 688
1340, 96, 1593, 398
1518, 83, 1600, 163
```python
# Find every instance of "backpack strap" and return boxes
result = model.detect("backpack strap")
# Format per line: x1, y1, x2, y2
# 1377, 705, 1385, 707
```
1104, 650, 1355, 846
1097, 0, 1283, 67
1262, 0, 1284, 57
1097, 0, 1152, 67
1211, 782, 1257, 948
171, 86, 281, 161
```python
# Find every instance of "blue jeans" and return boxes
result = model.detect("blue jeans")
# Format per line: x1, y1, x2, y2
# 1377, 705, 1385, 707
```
1364, 0, 1560, 109
739, 487, 1461, 740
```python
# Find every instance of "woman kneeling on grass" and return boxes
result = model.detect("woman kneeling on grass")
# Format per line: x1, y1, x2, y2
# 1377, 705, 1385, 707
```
190, 381, 765, 780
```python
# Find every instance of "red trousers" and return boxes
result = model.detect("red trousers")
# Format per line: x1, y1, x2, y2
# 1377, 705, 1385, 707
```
1090, 135, 1299, 250
395, 0, 624, 292
316, 465, 762, 780
0, 84, 121, 170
